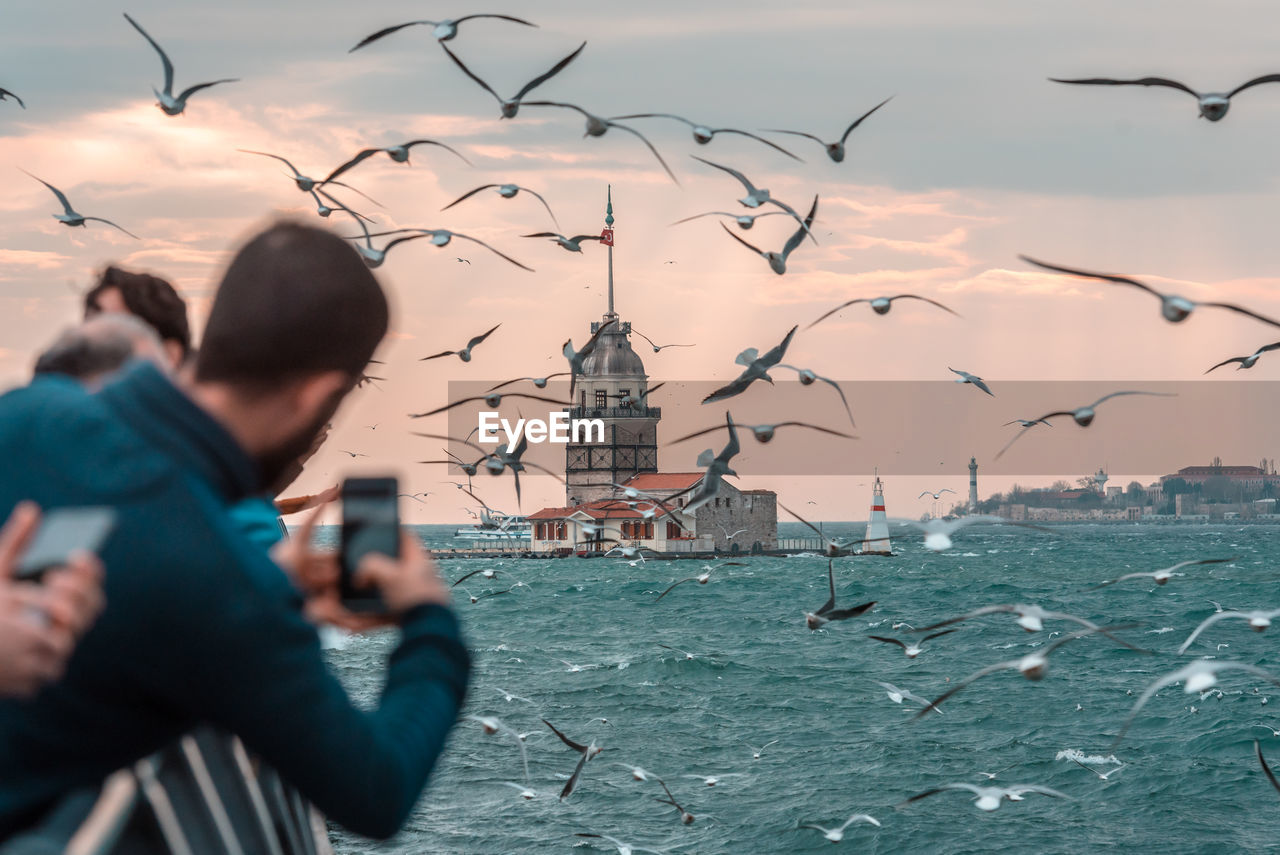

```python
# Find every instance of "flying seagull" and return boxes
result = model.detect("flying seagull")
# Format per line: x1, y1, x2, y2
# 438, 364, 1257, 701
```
995, 390, 1175, 459
763, 97, 892, 162
655, 562, 746, 601
349, 14, 536, 51
1114, 661, 1280, 745
798, 813, 881, 843
913, 624, 1140, 720
1004, 418, 1053, 428
702, 324, 798, 404
465, 714, 530, 785
123, 13, 237, 116
485, 373, 570, 392
409, 391, 567, 419
1021, 255, 1280, 328
949, 367, 993, 396
670, 420, 853, 445
0, 88, 25, 109
670, 210, 792, 230
237, 150, 380, 207
779, 363, 855, 428
631, 329, 694, 352
894, 515, 1050, 553
522, 231, 603, 253
781, 503, 871, 557
542, 718, 602, 800
321, 140, 472, 185
918, 489, 956, 500
808, 293, 960, 327
610, 112, 801, 160
690, 155, 815, 239
720, 195, 819, 275
564, 318, 617, 398
522, 101, 678, 183
346, 222, 533, 271
441, 41, 585, 120
876, 681, 942, 714
1049, 73, 1280, 121
443, 184, 559, 228
654, 778, 696, 825
1258, 741, 1280, 797
1205, 342, 1280, 374
1177, 608, 1280, 654
574, 833, 664, 855
419, 323, 501, 363
897, 783, 1069, 813
916, 602, 1146, 649
867, 628, 957, 659
679, 412, 742, 516
1071, 758, 1125, 781
805, 560, 876, 630
21, 170, 138, 239
1086, 556, 1238, 591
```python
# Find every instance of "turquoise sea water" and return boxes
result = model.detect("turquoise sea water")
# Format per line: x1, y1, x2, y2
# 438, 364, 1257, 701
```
319, 523, 1280, 854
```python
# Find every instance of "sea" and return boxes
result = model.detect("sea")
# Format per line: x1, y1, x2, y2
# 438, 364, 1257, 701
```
312, 522, 1280, 854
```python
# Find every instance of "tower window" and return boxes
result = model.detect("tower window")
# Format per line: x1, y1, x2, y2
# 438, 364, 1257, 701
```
595, 390, 607, 409
618, 389, 630, 409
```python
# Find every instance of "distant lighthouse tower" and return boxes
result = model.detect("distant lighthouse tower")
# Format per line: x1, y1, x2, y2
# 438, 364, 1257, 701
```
968, 457, 979, 512
862, 470, 892, 554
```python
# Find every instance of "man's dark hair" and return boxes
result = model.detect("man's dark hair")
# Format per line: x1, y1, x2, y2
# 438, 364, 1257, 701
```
195, 221, 388, 389
84, 266, 191, 356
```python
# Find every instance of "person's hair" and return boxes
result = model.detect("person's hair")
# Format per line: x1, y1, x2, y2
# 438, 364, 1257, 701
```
195, 221, 388, 390
34, 313, 165, 382
84, 266, 191, 357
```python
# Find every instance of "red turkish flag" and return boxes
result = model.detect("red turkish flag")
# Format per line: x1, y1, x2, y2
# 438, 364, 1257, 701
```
600, 228, 614, 246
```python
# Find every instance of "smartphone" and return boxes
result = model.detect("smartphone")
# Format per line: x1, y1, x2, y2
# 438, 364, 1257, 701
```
338, 477, 399, 611
15, 506, 118, 582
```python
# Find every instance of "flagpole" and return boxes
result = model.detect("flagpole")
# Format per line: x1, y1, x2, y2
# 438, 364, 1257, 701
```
605, 185, 615, 318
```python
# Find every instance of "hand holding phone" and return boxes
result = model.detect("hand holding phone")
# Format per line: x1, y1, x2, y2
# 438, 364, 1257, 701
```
13, 506, 116, 583
338, 477, 400, 612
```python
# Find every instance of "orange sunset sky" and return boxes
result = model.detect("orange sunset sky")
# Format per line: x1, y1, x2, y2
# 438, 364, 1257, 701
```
4, 0, 1280, 522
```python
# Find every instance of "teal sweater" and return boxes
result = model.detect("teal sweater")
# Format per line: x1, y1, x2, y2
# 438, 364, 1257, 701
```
0, 365, 470, 840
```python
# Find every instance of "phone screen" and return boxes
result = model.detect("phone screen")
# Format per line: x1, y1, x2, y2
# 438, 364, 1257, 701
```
339, 477, 399, 611
15, 506, 118, 582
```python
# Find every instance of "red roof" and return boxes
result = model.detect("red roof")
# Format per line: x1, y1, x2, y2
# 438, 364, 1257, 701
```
623, 472, 704, 491
528, 498, 656, 521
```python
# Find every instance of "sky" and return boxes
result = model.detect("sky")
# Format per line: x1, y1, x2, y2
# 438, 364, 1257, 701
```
5, 0, 1280, 522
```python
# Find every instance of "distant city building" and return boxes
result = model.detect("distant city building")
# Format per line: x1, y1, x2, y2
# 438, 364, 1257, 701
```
1160, 461, 1280, 490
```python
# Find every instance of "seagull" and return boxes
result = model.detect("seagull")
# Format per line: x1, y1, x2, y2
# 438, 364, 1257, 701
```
876, 681, 942, 714
867, 628, 957, 659
684, 774, 743, 787
1177, 608, 1280, 654
916, 601, 1145, 646
349, 14, 536, 51
419, 323, 501, 363
1115, 661, 1280, 745
1086, 556, 1238, 591
612, 763, 656, 782
806, 560, 876, 630
441, 41, 585, 120
780, 504, 870, 557
409, 390, 567, 417
485, 373, 570, 392
21, 170, 138, 239
453, 568, 499, 587
1048, 73, 1280, 121
690, 156, 814, 237
897, 783, 1069, 812
670, 210, 792, 230
721, 196, 819, 276
523, 231, 603, 253
1258, 741, 1280, 796
778, 363, 855, 427
749, 740, 779, 760
346, 222, 533, 271
494, 687, 533, 705
918, 489, 956, 500
321, 140, 472, 185
1205, 342, 1280, 374
443, 184, 559, 228
716, 524, 749, 542
809, 293, 960, 327
702, 325, 798, 403
654, 778, 695, 825
610, 382, 665, 408
895, 515, 1049, 553
671, 419, 852, 446
412, 432, 565, 505
631, 329, 695, 353
610, 112, 801, 159
655, 562, 747, 601
465, 714, 530, 784
0, 88, 25, 108
237, 150, 379, 205
1021, 256, 1280, 328
913, 624, 1140, 720
500, 782, 536, 800
574, 833, 664, 855
658, 644, 697, 661
1004, 418, 1053, 427
996, 390, 1176, 459
949, 367, 993, 396
522, 101, 678, 183
123, 13, 237, 116
679, 412, 742, 515
1071, 758, 1125, 781
1257, 725, 1280, 737
763, 97, 892, 162
543, 719, 602, 800
564, 318, 617, 398
798, 812, 881, 843
337, 450, 368, 458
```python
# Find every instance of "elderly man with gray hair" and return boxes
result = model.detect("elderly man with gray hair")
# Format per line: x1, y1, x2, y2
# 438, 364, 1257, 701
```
32, 313, 170, 389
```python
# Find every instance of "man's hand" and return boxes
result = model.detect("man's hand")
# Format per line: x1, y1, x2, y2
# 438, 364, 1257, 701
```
0, 502, 105, 698
354, 531, 450, 614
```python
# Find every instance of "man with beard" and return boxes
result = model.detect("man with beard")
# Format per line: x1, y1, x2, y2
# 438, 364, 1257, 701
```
0, 222, 469, 842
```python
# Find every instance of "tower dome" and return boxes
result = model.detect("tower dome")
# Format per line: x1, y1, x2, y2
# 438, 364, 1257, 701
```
582, 317, 646, 376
